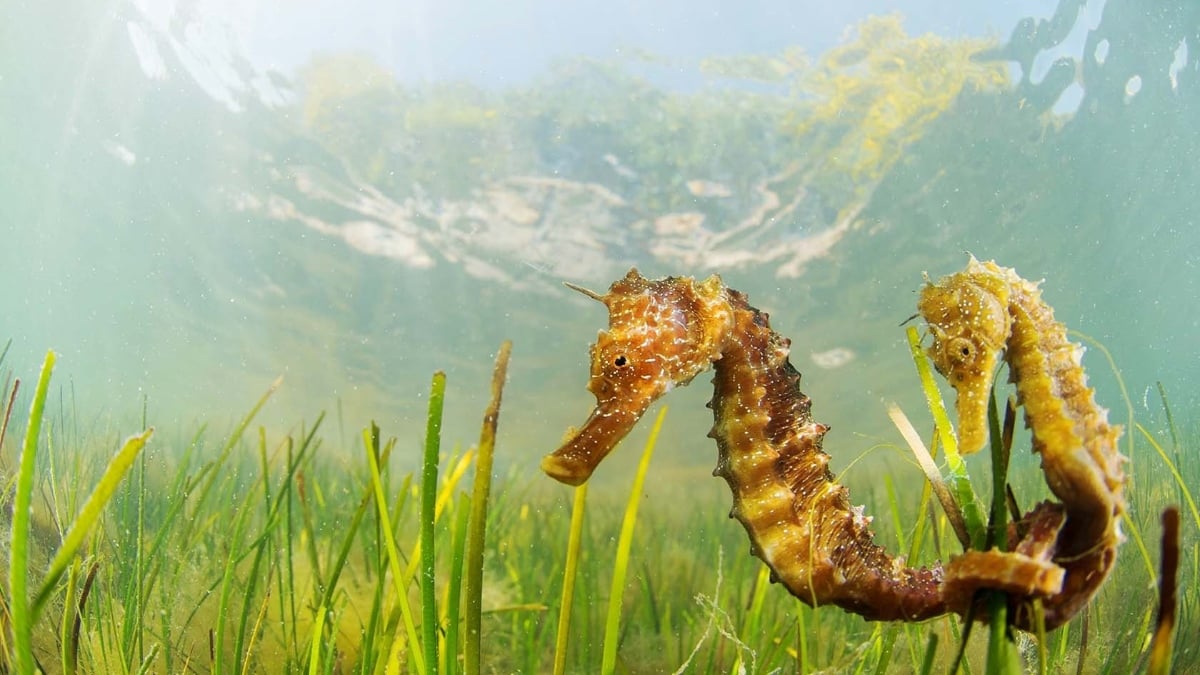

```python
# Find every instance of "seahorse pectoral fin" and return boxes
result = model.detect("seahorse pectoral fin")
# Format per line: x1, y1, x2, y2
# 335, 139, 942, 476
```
542, 401, 651, 486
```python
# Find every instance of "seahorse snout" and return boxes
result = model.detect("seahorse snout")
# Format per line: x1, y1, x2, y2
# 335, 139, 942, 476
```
542, 399, 653, 485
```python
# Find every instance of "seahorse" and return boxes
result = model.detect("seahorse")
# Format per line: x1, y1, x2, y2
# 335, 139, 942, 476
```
919, 256, 1125, 629
541, 261, 1124, 630
542, 269, 947, 621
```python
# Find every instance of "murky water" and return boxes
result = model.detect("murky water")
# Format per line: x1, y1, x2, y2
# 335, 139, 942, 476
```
2, 0, 1196, 489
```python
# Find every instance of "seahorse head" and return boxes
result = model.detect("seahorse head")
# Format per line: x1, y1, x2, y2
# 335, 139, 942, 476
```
542, 269, 733, 485
918, 257, 1012, 454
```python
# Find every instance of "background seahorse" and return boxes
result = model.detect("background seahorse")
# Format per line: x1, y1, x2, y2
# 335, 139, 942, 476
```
542, 269, 947, 621
919, 256, 1126, 630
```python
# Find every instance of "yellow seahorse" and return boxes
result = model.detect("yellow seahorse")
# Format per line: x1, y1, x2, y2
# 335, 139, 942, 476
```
920, 256, 1125, 628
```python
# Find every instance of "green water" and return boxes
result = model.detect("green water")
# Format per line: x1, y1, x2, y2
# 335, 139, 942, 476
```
1, 0, 1198, 672
1, 0, 1196, 489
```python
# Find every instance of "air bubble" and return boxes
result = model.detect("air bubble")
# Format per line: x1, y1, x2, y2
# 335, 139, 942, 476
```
1124, 74, 1142, 101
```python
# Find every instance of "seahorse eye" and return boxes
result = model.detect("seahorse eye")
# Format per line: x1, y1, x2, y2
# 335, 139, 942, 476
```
614, 355, 628, 367
949, 337, 975, 365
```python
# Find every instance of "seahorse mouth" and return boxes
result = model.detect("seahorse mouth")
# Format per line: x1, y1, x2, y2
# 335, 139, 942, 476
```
541, 403, 648, 486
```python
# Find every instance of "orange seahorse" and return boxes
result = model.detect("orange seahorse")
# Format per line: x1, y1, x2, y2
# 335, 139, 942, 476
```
919, 256, 1125, 629
542, 260, 1124, 630
542, 270, 946, 621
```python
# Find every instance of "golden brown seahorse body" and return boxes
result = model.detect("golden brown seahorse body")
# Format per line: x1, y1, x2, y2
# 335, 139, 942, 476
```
919, 256, 1125, 629
543, 261, 1123, 630
542, 270, 946, 621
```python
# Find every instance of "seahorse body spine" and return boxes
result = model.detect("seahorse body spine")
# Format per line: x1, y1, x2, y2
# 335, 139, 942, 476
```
1001, 266, 1125, 627
709, 289, 945, 620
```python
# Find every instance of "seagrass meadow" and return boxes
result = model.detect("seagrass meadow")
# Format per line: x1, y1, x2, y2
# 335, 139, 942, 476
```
4, 0, 1200, 673
0, 329, 1193, 673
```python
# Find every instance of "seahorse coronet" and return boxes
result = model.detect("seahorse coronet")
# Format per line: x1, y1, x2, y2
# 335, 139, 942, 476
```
544, 259, 1125, 631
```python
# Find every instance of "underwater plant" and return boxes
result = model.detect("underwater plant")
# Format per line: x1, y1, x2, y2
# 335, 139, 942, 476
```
3, 351, 152, 673
0, 316, 1188, 672
791, 15, 1008, 185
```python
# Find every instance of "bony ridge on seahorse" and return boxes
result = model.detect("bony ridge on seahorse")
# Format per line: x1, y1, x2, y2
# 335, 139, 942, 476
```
541, 258, 1124, 630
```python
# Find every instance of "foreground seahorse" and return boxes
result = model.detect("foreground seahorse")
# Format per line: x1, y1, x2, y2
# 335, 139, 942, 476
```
541, 269, 946, 621
920, 256, 1125, 629
542, 261, 1123, 629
